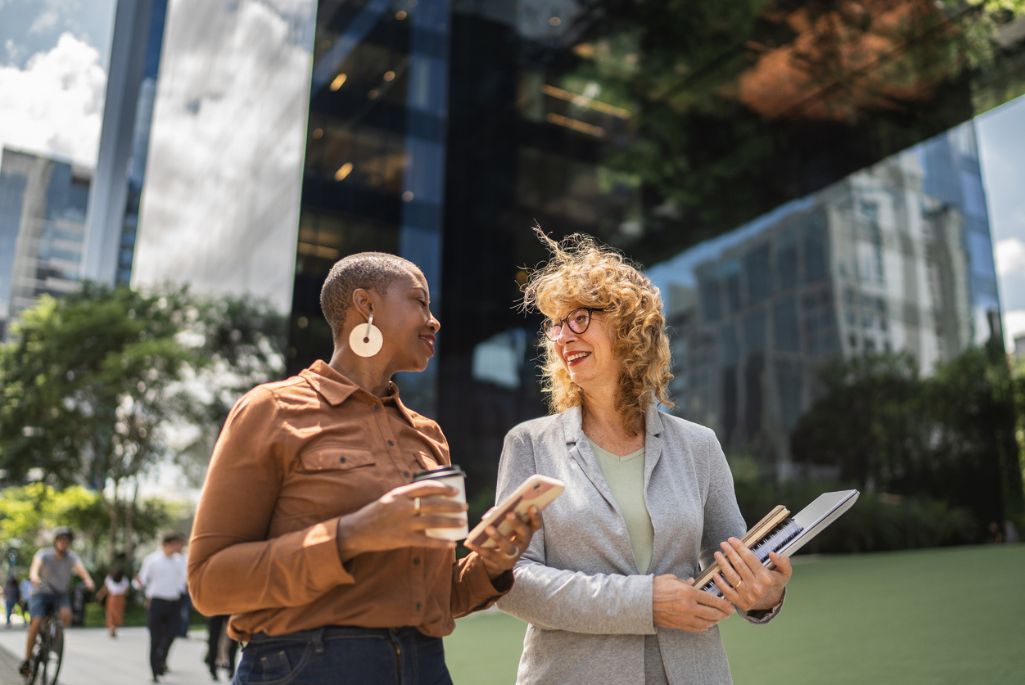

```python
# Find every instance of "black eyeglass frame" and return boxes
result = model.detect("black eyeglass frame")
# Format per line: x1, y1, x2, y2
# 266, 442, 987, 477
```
541, 308, 606, 341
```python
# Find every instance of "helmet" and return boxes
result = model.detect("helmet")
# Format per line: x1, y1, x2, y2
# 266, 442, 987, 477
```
53, 527, 74, 544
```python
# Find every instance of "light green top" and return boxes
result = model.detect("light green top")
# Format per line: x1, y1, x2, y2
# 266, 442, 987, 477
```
591, 441, 654, 574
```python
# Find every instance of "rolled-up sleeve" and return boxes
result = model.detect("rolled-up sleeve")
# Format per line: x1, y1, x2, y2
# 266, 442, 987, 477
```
187, 388, 355, 616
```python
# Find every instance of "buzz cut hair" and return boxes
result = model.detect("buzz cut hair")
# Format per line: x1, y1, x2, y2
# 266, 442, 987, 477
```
320, 252, 420, 337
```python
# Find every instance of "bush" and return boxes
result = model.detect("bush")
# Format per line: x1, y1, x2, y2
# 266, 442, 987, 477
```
733, 476, 981, 553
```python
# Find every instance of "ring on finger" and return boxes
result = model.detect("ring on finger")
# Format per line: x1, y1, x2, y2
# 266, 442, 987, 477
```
507, 544, 520, 558
413, 497, 422, 516
733, 579, 743, 590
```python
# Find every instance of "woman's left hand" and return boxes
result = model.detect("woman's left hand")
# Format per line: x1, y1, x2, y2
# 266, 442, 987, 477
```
711, 537, 792, 611
468, 507, 542, 579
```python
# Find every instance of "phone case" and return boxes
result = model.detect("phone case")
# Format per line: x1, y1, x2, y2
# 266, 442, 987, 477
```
465, 475, 565, 549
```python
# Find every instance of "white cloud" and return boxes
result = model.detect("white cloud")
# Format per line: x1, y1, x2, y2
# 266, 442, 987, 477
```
29, 9, 58, 35
0, 32, 105, 166
995, 238, 1025, 276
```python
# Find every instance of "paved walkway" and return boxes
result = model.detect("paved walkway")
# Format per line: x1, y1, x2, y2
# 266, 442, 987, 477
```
0, 624, 225, 685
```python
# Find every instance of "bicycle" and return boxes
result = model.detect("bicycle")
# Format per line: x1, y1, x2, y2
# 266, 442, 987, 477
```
25, 608, 63, 685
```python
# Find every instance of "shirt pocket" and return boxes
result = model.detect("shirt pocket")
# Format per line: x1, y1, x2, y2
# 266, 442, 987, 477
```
289, 444, 382, 518
299, 445, 376, 472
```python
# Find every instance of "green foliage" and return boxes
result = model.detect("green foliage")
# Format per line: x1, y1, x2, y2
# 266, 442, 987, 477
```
787, 347, 1025, 545
0, 284, 285, 562
0, 286, 196, 488
789, 352, 927, 491
0, 484, 172, 570
547, 1, 1025, 262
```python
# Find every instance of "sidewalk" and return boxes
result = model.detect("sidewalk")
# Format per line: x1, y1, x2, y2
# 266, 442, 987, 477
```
0, 624, 219, 685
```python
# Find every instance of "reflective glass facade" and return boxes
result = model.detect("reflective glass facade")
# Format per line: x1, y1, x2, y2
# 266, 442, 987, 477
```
293, 1, 1023, 492
133, 0, 317, 314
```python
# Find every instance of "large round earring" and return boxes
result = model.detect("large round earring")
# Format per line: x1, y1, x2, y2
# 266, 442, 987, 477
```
348, 313, 383, 357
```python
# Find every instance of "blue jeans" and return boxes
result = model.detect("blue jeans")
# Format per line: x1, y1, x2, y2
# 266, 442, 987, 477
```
233, 626, 452, 685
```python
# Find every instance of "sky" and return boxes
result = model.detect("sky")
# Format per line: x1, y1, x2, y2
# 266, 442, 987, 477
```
0, 0, 115, 166
0, 1, 1023, 348
977, 97, 1025, 350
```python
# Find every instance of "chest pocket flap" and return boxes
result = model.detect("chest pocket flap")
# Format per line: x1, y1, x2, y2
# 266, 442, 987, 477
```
300, 445, 376, 472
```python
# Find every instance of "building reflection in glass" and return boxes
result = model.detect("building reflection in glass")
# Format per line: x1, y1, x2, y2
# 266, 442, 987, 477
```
133, 0, 316, 315
647, 121, 999, 476
112, 0, 1023, 505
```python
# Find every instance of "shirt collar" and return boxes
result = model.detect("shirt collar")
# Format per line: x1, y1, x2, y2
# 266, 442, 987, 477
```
300, 360, 418, 427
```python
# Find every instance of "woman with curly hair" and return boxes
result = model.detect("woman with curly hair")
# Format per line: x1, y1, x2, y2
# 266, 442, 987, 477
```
495, 230, 793, 684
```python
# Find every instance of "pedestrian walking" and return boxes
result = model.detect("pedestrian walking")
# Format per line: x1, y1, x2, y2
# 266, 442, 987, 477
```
203, 614, 238, 681
135, 533, 187, 683
98, 564, 130, 637
3, 573, 20, 627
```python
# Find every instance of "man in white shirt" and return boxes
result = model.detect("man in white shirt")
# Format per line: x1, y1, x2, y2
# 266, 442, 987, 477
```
134, 533, 187, 683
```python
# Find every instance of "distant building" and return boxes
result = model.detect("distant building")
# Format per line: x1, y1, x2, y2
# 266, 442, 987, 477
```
0, 148, 91, 338
80, 0, 168, 286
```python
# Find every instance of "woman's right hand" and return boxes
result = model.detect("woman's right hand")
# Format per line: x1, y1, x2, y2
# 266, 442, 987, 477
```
336, 481, 467, 560
652, 574, 734, 632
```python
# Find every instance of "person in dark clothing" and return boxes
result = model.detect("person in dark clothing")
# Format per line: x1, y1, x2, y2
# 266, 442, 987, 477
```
204, 614, 239, 681
4, 574, 20, 626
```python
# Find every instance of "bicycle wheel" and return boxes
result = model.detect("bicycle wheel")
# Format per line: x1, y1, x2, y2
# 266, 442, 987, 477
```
40, 619, 63, 685
27, 618, 47, 685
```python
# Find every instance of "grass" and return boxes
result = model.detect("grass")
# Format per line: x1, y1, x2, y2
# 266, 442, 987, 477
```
444, 544, 1025, 684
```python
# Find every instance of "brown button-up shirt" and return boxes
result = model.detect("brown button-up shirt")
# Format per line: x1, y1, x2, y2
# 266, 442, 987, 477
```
188, 360, 510, 641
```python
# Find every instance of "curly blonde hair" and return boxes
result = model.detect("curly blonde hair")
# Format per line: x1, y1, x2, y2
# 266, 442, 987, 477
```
521, 228, 673, 434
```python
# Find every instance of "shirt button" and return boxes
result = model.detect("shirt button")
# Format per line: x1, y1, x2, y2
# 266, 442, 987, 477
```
415, 602, 422, 611
387, 439, 395, 447
412, 557, 420, 566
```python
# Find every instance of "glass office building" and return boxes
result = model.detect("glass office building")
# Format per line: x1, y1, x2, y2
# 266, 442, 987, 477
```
134, 1, 1023, 494
288, 1, 1021, 488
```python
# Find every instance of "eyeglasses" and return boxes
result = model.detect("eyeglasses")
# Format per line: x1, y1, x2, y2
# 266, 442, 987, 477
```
542, 308, 604, 341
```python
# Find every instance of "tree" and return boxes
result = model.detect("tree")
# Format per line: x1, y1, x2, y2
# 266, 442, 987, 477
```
0, 484, 171, 571
790, 352, 928, 490
0, 285, 285, 562
541, 0, 1025, 262
790, 346, 1025, 537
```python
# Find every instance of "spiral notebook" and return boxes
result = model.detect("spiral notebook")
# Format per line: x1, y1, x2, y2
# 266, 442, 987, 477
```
694, 489, 860, 597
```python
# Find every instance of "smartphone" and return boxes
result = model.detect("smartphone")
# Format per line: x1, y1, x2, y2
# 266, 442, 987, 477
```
465, 475, 565, 550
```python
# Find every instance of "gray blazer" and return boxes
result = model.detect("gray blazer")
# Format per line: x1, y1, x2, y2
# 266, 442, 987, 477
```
495, 405, 780, 684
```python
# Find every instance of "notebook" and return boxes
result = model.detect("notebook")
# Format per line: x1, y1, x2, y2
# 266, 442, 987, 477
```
694, 489, 860, 597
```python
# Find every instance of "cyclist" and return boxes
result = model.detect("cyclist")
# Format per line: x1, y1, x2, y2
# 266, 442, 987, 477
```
19, 527, 95, 677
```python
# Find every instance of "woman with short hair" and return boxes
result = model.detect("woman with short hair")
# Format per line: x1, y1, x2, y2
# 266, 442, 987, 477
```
189, 252, 540, 685
496, 231, 792, 684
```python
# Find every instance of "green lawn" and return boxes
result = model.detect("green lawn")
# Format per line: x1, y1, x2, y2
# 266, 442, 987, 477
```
444, 544, 1025, 684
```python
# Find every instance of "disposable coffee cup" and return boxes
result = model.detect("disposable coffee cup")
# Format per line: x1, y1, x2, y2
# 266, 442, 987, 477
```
412, 465, 468, 541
